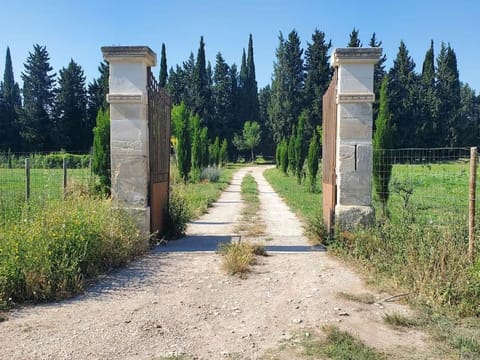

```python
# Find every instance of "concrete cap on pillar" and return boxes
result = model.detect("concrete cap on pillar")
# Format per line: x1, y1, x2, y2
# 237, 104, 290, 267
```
101, 46, 157, 67
332, 48, 382, 66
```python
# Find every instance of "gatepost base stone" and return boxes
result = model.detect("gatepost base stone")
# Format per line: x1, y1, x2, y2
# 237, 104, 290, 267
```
335, 205, 375, 231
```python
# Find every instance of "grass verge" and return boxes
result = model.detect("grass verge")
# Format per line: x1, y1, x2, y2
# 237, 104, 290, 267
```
236, 172, 265, 237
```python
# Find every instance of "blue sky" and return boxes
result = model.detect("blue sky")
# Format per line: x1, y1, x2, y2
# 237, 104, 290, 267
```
0, 0, 478, 91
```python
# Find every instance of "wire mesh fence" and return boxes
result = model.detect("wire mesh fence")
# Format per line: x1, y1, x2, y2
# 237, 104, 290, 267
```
373, 147, 479, 239
0, 152, 95, 224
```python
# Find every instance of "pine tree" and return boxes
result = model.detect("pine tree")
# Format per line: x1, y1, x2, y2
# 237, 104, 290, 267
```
437, 43, 461, 146
347, 28, 362, 47
21, 44, 56, 151
212, 52, 234, 141
172, 103, 191, 183
92, 108, 110, 194
304, 29, 332, 139
373, 76, 393, 217
192, 37, 212, 126
54, 59, 88, 151
388, 41, 419, 148
159, 43, 168, 88
166, 65, 185, 105
87, 61, 109, 149
307, 131, 320, 193
1, 47, 21, 151
268, 30, 305, 143
369, 33, 386, 122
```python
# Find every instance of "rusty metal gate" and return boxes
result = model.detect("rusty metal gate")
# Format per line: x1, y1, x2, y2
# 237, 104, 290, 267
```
147, 68, 172, 235
322, 69, 338, 233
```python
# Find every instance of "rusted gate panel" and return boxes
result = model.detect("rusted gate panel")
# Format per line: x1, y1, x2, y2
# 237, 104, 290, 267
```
322, 69, 338, 233
148, 69, 172, 235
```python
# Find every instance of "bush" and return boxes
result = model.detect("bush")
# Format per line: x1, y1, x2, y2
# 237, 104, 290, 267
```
200, 166, 221, 183
166, 189, 192, 239
0, 197, 146, 307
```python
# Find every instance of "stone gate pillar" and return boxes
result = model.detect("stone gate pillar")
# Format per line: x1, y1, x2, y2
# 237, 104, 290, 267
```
101, 46, 157, 234
333, 48, 382, 230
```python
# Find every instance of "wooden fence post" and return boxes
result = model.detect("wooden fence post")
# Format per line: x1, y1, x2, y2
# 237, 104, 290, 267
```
25, 158, 30, 201
63, 157, 67, 198
469, 147, 477, 262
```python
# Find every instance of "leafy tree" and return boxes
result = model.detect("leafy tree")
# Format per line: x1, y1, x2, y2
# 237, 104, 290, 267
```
87, 61, 109, 149
233, 121, 261, 162
268, 30, 305, 143
347, 28, 362, 47
159, 43, 168, 87
304, 29, 332, 139
220, 138, 228, 167
294, 112, 307, 184
20, 44, 56, 151
172, 103, 191, 183
1, 47, 21, 151
437, 42, 461, 146
92, 108, 110, 193
369, 33, 386, 122
373, 76, 393, 217
54, 59, 88, 151
307, 130, 320, 192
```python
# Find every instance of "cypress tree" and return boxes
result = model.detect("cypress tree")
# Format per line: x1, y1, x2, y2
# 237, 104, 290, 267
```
307, 131, 320, 193
238, 48, 248, 125
288, 129, 296, 175
192, 37, 212, 126
190, 113, 201, 181
21, 44, 56, 151
159, 43, 168, 88
87, 61, 109, 149
220, 138, 228, 167
437, 43, 461, 146
211, 136, 220, 166
347, 28, 362, 47
172, 103, 191, 183
373, 76, 393, 217
1, 47, 21, 151
54, 59, 88, 151
280, 138, 288, 175
294, 111, 307, 184
212, 52, 234, 141
369, 33, 386, 122
245, 34, 260, 123
418, 40, 438, 146
200, 126, 209, 167
92, 108, 110, 194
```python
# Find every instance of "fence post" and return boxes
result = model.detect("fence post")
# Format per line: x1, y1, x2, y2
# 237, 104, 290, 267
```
63, 157, 67, 198
25, 158, 30, 201
469, 147, 477, 262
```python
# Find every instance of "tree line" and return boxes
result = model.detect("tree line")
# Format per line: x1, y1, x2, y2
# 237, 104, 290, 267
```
0, 45, 108, 153
1, 28, 478, 155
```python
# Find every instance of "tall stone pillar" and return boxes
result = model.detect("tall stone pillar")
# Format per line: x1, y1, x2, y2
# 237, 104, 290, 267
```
101, 46, 157, 234
333, 48, 382, 230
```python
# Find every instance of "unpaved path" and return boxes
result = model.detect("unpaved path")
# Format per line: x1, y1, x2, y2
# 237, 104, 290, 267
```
1, 166, 432, 359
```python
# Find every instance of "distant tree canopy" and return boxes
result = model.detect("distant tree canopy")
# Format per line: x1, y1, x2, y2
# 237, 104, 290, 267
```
0, 31, 478, 154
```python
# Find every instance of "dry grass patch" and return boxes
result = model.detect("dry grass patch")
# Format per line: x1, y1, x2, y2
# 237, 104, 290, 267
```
383, 312, 419, 328
336, 291, 376, 304
218, 242, 267, 276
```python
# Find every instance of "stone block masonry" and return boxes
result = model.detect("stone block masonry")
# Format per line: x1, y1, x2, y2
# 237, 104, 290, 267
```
332, 48, 382, 231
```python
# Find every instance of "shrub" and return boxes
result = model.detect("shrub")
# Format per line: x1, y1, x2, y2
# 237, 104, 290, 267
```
92, 108, 110, 193
218, 242, 255, 275
0, 197, 146, 307
166, 189, 191, 239
200, 166, 220, 183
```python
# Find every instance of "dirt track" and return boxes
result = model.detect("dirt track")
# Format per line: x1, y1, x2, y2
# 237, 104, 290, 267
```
0, 166, 431, 359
